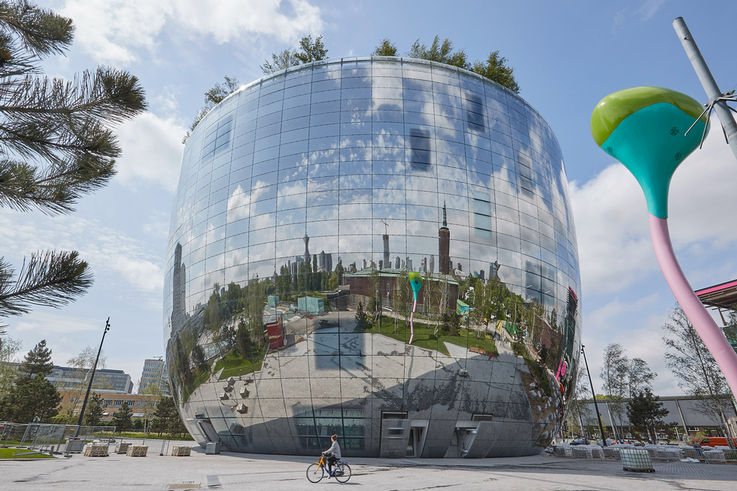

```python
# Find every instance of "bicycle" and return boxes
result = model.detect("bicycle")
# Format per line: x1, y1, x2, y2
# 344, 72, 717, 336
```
306, 454, 352, 483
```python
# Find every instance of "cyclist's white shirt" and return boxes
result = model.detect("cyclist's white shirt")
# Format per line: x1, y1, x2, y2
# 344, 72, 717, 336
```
326, 440, 341, 459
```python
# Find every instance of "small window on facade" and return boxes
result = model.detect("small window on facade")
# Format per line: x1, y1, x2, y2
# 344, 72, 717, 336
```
202, 114, 233, 159
466, 94, 485, 131
472, 191, 492, 234
409, 128, 431, 169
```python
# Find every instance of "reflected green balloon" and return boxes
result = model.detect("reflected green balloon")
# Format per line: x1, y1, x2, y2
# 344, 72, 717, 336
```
590, 86, 707, 218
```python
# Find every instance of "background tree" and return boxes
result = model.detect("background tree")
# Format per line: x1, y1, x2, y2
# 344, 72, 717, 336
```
0, 339, 61, 422
0, 1, 146, 322
626, 388, 668, 443
261, 34, 328, 74
391, 272, 410, 334
0, 334, 21, 398
354, 301, 369, 330
83, 392, 103, 426
566, 366, 594, 438
600, 343, 628, 440
663, 306, 736, 444
626, 357, 656, 399
112, 401, 132, 432
64, 345, 108, 418
373, 39, 398, 56
152, 396, 186, 437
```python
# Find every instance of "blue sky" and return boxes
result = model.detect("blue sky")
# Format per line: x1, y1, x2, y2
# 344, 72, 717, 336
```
2, 0, 737, 395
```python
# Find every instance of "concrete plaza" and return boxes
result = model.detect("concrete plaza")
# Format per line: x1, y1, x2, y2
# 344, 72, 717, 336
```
2, 440, 736, 490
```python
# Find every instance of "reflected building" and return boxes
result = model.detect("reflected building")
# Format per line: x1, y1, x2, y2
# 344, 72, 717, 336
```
164, 57, 582, 458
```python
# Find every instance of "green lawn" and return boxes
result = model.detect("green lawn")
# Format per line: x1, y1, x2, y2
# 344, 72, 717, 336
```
0, 447, 54, 459
214, 348, 265, 380
115, 431, 193, 441
367, 316, 498, 356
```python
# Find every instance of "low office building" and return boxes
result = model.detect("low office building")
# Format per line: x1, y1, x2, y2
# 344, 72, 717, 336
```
58, 391, 161, 421
47, 366, 133, 393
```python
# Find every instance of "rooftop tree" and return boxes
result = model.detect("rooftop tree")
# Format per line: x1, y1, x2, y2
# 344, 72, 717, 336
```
261, 34, 328, 74
0, 0, 146, 323
377, 35, 520, 93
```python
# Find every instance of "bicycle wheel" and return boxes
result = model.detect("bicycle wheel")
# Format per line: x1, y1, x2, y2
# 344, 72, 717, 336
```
306, 463, 324, 483
334, 462, 351, 483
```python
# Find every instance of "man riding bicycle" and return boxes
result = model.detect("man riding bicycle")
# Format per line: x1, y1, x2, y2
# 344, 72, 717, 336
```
322, 434, 341, 477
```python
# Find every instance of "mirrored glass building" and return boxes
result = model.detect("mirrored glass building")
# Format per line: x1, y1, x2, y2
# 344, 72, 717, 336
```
164, 57, 581, 458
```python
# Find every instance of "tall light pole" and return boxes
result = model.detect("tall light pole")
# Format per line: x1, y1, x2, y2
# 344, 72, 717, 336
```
581, 344, 607, 447
673, 17, 737, 161
73, 317, 110, 438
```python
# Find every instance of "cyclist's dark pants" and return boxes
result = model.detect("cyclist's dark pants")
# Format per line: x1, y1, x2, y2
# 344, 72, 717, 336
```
326, 454, 338, 472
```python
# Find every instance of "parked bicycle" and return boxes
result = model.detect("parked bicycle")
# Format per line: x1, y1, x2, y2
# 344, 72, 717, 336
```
306, 454, 352, 483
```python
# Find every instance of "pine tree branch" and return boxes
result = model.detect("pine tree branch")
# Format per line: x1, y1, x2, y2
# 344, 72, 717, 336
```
0, 68, 146, 123
0, 154, 114, 213
0, 250, 92, 316
0, 1, 73, 57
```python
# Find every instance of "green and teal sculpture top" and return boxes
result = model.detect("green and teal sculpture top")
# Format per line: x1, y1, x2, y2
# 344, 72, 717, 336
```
591, 86, 707, 218
591, 86, 737, 399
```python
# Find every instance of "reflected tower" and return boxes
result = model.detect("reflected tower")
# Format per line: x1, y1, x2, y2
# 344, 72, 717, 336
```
439, 202, 450, 274
170, 242, 186, 334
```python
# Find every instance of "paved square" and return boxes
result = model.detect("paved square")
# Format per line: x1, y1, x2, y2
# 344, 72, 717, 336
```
2, 441, 736, 490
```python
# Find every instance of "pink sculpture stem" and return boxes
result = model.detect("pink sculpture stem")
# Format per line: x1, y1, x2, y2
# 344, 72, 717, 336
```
649, 215, 737, 397
409, 298, 417, 345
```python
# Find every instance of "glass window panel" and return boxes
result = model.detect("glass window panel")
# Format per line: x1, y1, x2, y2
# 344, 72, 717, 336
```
254, 145, 280, 162
280, 140, 309, 156
310, 124, 340, 138
340, 161, 371, 175
252, 159, 278, 177
283, 104, 310, 120
281, 127, 310, 144
277, 208, 305, 226
373, 110, 403, 123
310, 191, 339, 206
309, 136, 339, 151
277, 192, 306, 211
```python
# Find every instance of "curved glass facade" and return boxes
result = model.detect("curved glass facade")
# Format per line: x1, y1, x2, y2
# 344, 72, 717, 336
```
164, 57, 581, 458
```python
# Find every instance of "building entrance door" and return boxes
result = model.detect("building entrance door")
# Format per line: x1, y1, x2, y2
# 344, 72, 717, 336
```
406, 422, 427, 457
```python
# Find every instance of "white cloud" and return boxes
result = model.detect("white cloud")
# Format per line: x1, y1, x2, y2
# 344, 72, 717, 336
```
114, 112, 186, 193
0, 210, 164, 294
13, 310, 99, 334
59, 0, 324, 65
570, 118, 737, 296
635, 0, 666, 21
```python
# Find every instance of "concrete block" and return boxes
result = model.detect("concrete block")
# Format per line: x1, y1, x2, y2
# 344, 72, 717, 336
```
171, 446, 191, 456
126, 445, 148, 457
83, 443, 109, 457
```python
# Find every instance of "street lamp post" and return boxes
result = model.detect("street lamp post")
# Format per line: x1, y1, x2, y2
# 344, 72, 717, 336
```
73, 317, 110, 438
581, 344, 607, 447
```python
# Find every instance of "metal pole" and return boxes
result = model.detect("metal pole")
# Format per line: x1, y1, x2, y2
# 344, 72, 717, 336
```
581, 345, 607, 446
673, 17, 737, 160
73, 318, 110, 438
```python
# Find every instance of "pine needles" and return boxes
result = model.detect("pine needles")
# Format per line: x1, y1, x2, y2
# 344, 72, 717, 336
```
0, 1, 146, 320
